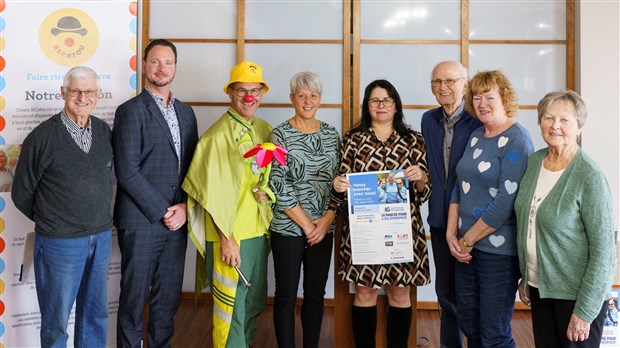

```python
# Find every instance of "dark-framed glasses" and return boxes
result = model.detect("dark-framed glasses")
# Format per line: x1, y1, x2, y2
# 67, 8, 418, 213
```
65, 88, 99, 98
431, 77, 463, 87
369, 97, 395, 108
234, 87, 263, 97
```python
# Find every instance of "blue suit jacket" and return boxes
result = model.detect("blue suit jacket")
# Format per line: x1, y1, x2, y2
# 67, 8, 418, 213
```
112, 90, 198, 229
421, 106, 481, 232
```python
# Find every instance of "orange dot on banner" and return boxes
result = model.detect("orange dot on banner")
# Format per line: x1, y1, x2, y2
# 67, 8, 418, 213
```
129, 2, 137, 16
0, 96, 4, 111
129, 55, 137, 72
0, 116, 5, 132
0, 217, 4, 232
0, 300, 4, 316
0, 0, 5, 12
0, 279, 4, 294
0, 56, 5, 71
0, 238, 4, 253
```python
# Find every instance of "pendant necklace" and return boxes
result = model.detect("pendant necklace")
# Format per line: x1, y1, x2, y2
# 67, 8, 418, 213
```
528, 190, 551, 239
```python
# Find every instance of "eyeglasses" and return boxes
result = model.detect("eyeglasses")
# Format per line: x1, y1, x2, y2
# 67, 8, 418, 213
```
369, 98, 395, 108
65, 88, 99, 98
431, 77, 463, 87
233, 87, 263, 97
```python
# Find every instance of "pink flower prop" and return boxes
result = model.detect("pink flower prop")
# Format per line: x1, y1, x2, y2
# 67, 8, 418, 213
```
243, 143, 288, 168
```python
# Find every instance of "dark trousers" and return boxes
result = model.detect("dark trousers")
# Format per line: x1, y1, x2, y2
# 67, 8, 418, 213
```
271, 232, 333, 348
430, 228, 464, 348
529, 286, 607, 348
116, 227, 187, 348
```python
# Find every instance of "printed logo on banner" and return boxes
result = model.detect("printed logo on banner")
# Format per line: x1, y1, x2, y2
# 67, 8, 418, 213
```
38, 8, 99, 66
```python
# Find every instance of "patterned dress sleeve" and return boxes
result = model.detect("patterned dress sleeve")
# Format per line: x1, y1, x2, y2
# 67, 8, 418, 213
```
409, 131, 431, 206
330, 130, 355, 208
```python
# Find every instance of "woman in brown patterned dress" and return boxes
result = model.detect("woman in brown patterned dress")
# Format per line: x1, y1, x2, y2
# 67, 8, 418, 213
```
331, 79, 431, 348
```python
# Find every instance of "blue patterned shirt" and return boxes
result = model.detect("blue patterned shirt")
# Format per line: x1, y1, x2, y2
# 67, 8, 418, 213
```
61, 110, 92, 153
146, 88, 181, 172
451, 123, 533, 256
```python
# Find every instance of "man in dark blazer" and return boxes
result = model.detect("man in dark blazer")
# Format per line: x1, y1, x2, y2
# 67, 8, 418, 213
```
421, 61, 482, 348
113, 39, 198, 348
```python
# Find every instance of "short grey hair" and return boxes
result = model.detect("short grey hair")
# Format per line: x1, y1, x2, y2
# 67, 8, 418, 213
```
63, 66, 100, 90
537, 90, 587, 128
289, 71, 322, 95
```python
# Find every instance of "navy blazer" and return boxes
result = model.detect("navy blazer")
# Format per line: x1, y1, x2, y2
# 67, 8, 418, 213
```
112, 90, 198, 229
421, 106, 481, 232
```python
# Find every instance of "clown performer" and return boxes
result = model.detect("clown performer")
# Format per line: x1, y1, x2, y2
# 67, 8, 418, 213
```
183, 61, 274, 348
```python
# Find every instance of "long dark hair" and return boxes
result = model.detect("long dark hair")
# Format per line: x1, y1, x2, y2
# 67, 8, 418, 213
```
350, 79, 412, 136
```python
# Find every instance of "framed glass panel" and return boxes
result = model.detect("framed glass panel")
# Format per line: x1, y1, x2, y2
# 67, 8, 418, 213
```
470, 1, 566, 40
514, 109, 547, 151
245, 1, 342, 40
193, 106, 232, 134
173, 43, 236, 103
256, 107, 343, 137
469, 44, 566, 105
361, 1, 461, 40
149, 2, 236, 39
360, 44, 461, 105
403, 109, 425, 133
244, 44, 343, 104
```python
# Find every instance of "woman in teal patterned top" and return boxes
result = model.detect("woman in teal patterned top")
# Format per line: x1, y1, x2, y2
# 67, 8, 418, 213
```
269, 71, 340, 348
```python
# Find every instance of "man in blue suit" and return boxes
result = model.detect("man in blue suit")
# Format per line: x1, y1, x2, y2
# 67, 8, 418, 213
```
113, 39, 199, 348
421, 61, 481, 348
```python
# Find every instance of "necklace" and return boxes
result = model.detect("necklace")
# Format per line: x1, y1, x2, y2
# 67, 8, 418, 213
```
528, 191, 551, 239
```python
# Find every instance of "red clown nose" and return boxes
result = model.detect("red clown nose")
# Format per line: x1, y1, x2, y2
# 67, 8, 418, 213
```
243, 95, 255, 103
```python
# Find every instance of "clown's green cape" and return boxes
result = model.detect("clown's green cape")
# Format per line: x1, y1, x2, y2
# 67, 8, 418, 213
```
182, 108, 273, 348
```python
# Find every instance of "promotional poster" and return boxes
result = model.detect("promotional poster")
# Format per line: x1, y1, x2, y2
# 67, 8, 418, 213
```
347, 170, 413, 265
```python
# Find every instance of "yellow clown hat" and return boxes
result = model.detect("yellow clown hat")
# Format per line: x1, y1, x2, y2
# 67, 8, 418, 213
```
223, 61, 269, 94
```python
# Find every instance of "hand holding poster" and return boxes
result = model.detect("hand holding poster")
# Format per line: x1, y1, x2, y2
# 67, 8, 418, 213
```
347, 169, 413, 265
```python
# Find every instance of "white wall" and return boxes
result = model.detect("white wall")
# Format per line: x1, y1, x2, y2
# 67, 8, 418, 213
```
577, 1, 620, 231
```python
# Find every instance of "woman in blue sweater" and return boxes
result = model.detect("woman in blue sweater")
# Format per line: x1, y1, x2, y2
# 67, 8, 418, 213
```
515, 90, 614, 347
446, 70, 534, 347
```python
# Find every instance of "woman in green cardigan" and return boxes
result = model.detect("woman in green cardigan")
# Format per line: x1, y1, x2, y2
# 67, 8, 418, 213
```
515, 90, 615, 347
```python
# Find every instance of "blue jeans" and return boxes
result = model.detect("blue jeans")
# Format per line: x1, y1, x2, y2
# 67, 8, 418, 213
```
34, 230, 112, 348
455, 248, 519, 348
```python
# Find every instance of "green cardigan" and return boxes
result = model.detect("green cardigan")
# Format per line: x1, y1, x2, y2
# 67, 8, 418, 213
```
515, 148, 615, 323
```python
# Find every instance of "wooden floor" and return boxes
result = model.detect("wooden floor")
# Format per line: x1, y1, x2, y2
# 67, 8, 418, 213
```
169, 299, 534, 348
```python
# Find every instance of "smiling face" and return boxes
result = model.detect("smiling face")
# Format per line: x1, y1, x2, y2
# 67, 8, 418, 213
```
290, 87, 321, 120
431, 62, 467, 115
540, 100, 581, 151
368, 87, 396, 126
143, 45, 176, 89
379, 179, 386, 189
228, 82, 264, 120
472, 86, 507, 126
61, 76, 99, 124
